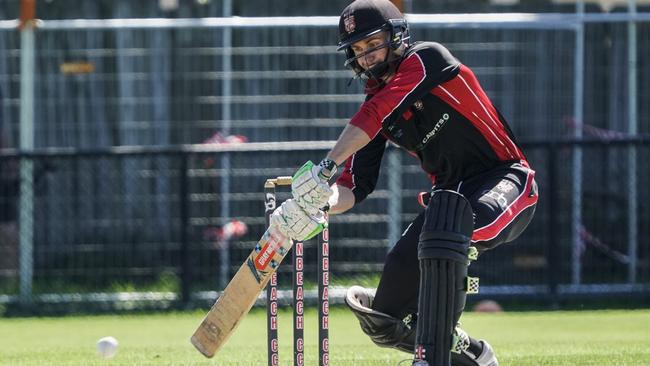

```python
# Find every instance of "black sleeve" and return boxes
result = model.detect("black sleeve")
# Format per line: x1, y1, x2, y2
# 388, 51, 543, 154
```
335, 133, 387, 204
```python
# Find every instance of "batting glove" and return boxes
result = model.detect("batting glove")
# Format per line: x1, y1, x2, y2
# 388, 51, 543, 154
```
270, 199, 327, 242
291, 159, 337, 216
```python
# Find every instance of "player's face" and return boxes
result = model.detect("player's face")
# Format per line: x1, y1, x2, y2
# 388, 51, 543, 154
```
350, 31, 390, 71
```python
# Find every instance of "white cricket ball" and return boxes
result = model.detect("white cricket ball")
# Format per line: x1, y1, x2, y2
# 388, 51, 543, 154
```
96, 336, 119, 359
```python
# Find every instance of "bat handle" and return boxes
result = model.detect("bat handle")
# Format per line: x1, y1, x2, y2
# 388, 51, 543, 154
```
265, 176, 292, 188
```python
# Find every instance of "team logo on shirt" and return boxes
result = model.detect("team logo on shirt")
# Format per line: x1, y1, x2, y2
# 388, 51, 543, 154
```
413, 100, 424, 111
344, 14, 356, 33
421, 113, 450, 145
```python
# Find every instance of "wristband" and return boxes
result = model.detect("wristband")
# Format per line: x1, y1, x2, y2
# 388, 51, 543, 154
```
318, 158, 338, 180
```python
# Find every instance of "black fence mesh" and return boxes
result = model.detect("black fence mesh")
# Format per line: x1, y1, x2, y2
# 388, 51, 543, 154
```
1, 140, 648, 312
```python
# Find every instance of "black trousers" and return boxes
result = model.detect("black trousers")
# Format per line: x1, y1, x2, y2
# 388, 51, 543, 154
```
372, 162, 538, 318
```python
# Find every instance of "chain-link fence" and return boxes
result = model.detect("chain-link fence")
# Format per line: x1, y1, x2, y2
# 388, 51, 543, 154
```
1, 12, 649, 312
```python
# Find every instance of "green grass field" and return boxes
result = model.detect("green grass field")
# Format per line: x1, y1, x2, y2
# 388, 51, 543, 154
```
1, 307, 649, 366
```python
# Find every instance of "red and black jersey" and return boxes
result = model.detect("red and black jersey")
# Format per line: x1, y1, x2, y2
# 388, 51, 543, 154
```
336, 42, 529, 203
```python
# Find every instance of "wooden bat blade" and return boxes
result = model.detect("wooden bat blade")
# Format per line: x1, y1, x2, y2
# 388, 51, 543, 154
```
191, 225, 293, 358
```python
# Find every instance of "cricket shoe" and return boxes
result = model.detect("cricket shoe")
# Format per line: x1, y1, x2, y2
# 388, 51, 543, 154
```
476, 340, 498, 366
458, 339, 498, 366
407, 340, 498, 366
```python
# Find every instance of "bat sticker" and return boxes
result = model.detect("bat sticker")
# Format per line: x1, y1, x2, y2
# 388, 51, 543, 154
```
246, 258, 263, 283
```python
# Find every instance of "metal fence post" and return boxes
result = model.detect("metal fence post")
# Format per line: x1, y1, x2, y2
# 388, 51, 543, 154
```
18, 0, 36, 305
180, 153, 192, 306
571, 1, 585, 285
626, 0, 638, 283
548, 144, 559, 308
219, 0, 233, 290
387, 145, 402, 249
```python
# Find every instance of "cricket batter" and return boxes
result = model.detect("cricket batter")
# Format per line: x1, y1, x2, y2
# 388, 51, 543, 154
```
270, 0, 539, 364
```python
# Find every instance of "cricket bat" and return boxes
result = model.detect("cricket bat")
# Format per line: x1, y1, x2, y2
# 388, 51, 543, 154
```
191, 178, 294, 358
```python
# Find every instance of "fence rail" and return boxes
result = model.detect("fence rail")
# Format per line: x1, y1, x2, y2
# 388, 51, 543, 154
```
0, 13, 648, 31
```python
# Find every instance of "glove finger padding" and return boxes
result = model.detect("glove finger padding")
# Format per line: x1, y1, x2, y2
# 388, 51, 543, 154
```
270, 199, 326, 241
291, 161, 333, 215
